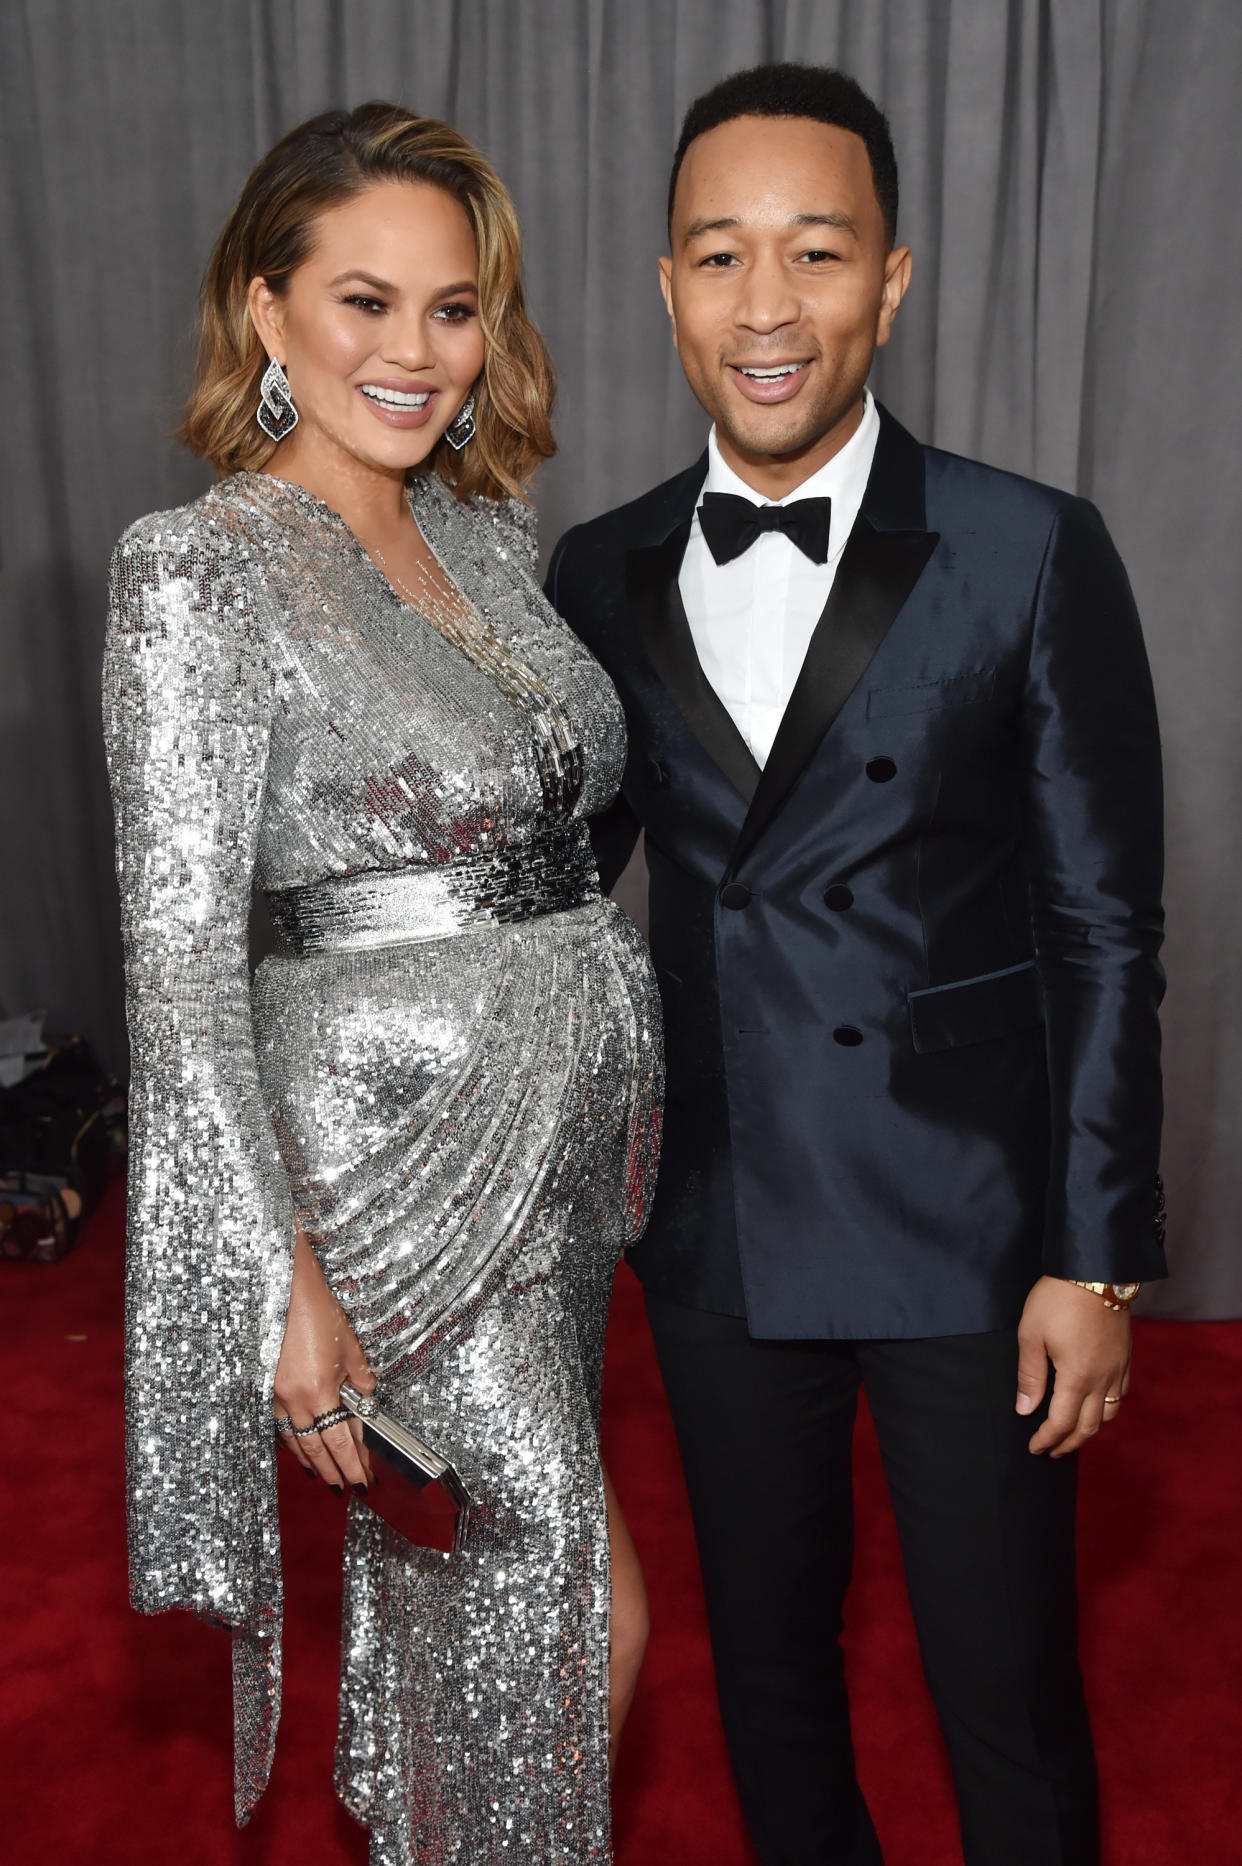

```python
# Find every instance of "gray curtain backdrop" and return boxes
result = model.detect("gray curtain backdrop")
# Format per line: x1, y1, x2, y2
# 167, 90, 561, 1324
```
1, 1, 1238, 1316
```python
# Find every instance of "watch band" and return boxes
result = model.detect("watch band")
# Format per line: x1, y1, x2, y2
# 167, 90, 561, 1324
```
1068, 1280, 1142, 1311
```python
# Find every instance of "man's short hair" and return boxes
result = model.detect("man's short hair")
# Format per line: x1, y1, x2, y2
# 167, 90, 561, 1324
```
668, 62, 899, 247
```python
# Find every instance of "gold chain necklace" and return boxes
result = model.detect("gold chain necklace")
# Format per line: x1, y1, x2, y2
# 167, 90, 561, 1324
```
370, 543, 444, 613
366, 540, 584, 820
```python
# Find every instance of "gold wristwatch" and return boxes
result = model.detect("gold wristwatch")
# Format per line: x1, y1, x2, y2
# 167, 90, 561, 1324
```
1068, 1280, 1142, 1312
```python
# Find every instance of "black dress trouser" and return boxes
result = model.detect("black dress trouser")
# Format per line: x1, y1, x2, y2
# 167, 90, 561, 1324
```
643, 1291, 1099, 1866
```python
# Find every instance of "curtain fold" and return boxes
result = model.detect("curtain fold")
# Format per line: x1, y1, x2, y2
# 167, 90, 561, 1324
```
1, 0, 1238, 1314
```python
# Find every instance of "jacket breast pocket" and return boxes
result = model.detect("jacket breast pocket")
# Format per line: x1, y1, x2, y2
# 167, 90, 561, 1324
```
908, 960, 1043, 1055
867, 667, 996, 720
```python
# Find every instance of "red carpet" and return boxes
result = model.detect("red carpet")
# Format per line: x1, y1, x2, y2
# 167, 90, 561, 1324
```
4, 1180, 1239, 1864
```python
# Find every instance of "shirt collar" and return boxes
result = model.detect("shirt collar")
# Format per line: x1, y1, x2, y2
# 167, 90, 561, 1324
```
699, 388, 880, 559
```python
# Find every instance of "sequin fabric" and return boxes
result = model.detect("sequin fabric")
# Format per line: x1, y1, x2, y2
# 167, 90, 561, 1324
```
102, 468, 663, 1862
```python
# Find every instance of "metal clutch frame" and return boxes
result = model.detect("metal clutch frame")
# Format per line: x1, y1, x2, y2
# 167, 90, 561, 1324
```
339, 1382, 471, 1553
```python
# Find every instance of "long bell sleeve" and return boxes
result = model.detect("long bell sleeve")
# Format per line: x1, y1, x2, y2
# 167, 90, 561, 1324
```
102, 510, 296, 1821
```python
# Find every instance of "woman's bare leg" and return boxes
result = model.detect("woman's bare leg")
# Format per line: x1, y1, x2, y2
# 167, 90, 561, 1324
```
604, 1461, 649, 1774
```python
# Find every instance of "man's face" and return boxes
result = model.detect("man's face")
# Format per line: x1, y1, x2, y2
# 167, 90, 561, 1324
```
660, 114, 910, 487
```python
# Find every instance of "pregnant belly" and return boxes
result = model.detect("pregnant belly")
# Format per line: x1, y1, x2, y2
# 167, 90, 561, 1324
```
250, 900, 663, 1373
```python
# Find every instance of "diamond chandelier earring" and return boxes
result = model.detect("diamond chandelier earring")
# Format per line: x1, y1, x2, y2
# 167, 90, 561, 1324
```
445, 393, 476, 451
256, 356, 299, 443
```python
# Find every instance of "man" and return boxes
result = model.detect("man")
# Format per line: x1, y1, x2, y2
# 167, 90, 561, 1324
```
547, 62, 1165, 1866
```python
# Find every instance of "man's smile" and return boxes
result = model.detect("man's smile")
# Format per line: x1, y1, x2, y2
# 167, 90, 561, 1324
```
727, 358, 812, 402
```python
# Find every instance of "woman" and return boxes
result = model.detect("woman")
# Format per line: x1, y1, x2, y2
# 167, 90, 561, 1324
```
103, 103, 661, 1865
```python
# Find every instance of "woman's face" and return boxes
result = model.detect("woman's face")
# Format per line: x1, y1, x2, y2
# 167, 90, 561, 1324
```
249, 180, 485, 482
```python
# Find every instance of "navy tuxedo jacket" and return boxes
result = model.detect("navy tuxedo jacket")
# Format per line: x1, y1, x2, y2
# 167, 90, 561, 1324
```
546, 405, 1167, 1339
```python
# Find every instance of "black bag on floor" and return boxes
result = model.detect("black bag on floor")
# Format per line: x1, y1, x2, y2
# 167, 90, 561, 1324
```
0, 1034, 120, 1262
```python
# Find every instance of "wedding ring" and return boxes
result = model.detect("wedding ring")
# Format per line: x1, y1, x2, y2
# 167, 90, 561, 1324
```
1103, 1395, 1123, 1405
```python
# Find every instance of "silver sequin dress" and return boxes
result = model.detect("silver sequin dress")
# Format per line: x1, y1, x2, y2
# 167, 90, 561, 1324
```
102, 468, 663, 1865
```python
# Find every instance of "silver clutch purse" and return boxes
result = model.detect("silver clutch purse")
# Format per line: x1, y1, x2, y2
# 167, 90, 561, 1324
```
339, 1382, 471, 1555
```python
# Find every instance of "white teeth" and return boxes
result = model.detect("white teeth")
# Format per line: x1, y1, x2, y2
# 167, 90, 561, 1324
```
360, 384, 431, 408
740, 363, 804, 380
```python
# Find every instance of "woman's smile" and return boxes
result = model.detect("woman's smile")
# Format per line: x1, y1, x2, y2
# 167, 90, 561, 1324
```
356, 377, 439, 426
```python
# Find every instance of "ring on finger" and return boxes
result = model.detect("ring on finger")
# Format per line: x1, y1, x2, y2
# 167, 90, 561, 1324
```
274, 1414, 295, 1434
292, 1419, 323, 1438
1103, 1395, 1123, 1406
312, 1406, 351, 1432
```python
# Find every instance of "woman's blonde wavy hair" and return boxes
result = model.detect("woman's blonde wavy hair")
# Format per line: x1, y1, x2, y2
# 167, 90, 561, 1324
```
181, 102, 555, 501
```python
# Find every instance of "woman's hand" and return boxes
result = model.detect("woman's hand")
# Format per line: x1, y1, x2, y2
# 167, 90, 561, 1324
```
274, 1226, 377, 1492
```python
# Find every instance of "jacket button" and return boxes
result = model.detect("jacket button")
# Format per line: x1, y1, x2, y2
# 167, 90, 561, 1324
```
866, 756, 897, 783
720, 882, 751, 910
644, 757, 666, 789
833, 1025, 864, 1047
823, 884, 854, 911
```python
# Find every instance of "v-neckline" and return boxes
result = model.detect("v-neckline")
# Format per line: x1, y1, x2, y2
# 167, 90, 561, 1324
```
232, 469, 584, 813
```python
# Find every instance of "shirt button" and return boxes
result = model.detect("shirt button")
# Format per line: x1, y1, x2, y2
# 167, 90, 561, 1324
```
833, 1025, 864, 1047
644, 757, 667, 789
720, 882, 752, 910
823, 884, 854, 911
866, 757, 897, 783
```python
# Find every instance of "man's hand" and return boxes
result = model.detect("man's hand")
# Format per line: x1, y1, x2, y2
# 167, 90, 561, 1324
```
1016, 1276, 1131, 1457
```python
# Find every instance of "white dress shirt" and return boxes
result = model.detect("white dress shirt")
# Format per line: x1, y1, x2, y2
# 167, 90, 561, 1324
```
679, 389, 881, 768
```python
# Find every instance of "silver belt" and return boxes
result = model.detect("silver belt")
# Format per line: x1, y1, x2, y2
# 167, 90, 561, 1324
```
267, 821, 601, 956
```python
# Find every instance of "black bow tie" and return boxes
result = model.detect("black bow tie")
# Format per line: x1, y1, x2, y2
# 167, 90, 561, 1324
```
698, 490, 833, 567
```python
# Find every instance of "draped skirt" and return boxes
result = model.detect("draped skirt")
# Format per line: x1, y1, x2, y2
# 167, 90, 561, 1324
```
251, 896, 662, 1864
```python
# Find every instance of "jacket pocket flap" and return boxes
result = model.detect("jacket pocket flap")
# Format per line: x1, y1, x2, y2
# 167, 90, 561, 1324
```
908, 961, 1043, 1055
867, 667, 996, 719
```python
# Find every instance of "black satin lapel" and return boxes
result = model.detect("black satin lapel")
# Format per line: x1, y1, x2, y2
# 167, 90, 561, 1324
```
626, 525, 762, 805
728, 516, 939, 876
